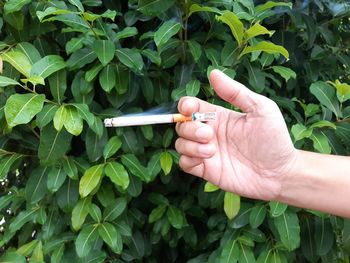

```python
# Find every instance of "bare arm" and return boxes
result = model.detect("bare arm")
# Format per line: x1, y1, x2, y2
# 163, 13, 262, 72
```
279, 150, 350, 218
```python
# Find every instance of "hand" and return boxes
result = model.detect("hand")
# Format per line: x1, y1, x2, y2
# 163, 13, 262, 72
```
175, 70, 298, 200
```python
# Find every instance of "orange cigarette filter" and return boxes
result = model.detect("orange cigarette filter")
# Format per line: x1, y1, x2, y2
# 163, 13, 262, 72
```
172, 114, 192, 122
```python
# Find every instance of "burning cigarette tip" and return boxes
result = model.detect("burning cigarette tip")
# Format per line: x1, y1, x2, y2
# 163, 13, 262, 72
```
104, 112, 216, 127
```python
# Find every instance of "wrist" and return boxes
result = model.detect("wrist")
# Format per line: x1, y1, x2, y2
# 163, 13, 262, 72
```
276, 150, 318, 205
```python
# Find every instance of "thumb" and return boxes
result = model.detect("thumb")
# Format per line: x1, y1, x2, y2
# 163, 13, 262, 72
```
209, 69, 262, 113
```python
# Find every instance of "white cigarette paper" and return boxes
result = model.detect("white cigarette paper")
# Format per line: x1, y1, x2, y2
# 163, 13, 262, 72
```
104, 112, 216, 127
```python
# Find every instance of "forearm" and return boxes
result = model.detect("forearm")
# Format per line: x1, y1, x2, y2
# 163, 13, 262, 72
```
278, 150, 350, 218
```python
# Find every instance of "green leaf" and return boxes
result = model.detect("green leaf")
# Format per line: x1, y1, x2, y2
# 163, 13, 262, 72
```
103, 136, 122, 159
141, 125, 153, 141
115, 27, 138, 41
17, 240, 38, 256
141, 49, 161, 66
309, 120, 336, 130
187, 40, 202, 62
105, 162, 129, 190
63, 157, 78, 180
65, 37, 84, 55
274, 210, 300, 251
310, 131, 331, 154
21, 75, 45, 86
216, 11, 244, 45
240, 41, 289, 59
89, 203, 102, 222
249, 205, 267, 228
121, 154, 149, 182
255, 1, 292, 14
9, 209, 37, 232
5, 93, 45, 127
329, 79, 350, 103
48, 70, 67, 103
68, 0, 84, 12
245, 22, 274, 40
257, 250, 286, 263
57, 179, 79, 212
269, 201, 288, 217
291, 124, 312, 141
53, 105, 67, 132
162, 128, 174, 148
35, 7, 71, 22
314, 217, 334, 255
186, 79, 201, 96
238, 243, 256, 263
98, 222, 122, 253
30, 55, 66, 79
85, 63, 103, 82
115, 48, 144, 73
85, 127, 107, 162
79, 164, 104, 198
149, 204, 167, 223
75, 224, 99, 257
4, 0, 31, 14
51, 244, 64, 263
167, 205, 183, 229
64, 105, 83, 136
15, 42, 41, 65
0, 76, 20, 87
0, 153, 22, 180
138, 0, 175, 16
1, 51, 31, 77
38, 124, 72, 165
3, 11, 24, 30
300, 217, 317, 262
147, 152, 162, 180
204, 182, 220, 192
67, 48, 97, 70
305, 103, 320, 118
160, 151, 173, 175
0, 252, 26, 263
272, 66, 296, 82
71, 103, 94, 127
99, 64, 116, 92
46, 13, 90, 30
224, 192, 240, 220
154, 20, 182, 48
103, 197, 127, 221
47, 166, 67, 193
92, 40, 115, 66
71, 196, 92, 231
25, 166, 48, 204
31, 241, 44, 262
220, 240, 239, 263
115, 65, 129, 94
188, 4, 222, 17
310, 81, 340, 117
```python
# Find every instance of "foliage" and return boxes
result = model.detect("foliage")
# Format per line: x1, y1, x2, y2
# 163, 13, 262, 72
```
0, 0, 350, 262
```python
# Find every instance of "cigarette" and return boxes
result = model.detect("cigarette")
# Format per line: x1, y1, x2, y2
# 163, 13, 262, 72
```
104, 112, 216, 127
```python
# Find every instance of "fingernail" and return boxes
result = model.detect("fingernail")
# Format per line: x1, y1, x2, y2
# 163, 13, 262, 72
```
196, 126, 210, 140
198, 144, 215, 156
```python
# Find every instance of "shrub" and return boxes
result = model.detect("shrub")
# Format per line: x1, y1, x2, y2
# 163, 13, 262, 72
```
0, 0, 349, 262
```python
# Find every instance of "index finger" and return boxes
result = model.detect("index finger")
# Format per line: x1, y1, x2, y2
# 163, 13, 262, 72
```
178, 97, 217, 115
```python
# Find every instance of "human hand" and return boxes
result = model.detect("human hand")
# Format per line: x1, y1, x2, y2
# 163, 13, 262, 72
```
175, 70, 298, 200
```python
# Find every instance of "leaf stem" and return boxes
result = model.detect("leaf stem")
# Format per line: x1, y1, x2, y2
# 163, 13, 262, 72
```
27, 124, 40, 139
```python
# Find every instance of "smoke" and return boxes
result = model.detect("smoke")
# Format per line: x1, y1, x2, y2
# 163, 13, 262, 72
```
118, 102, 178, 117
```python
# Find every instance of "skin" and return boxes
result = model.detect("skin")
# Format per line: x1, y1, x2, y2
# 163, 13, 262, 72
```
175, 69, 350, 218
